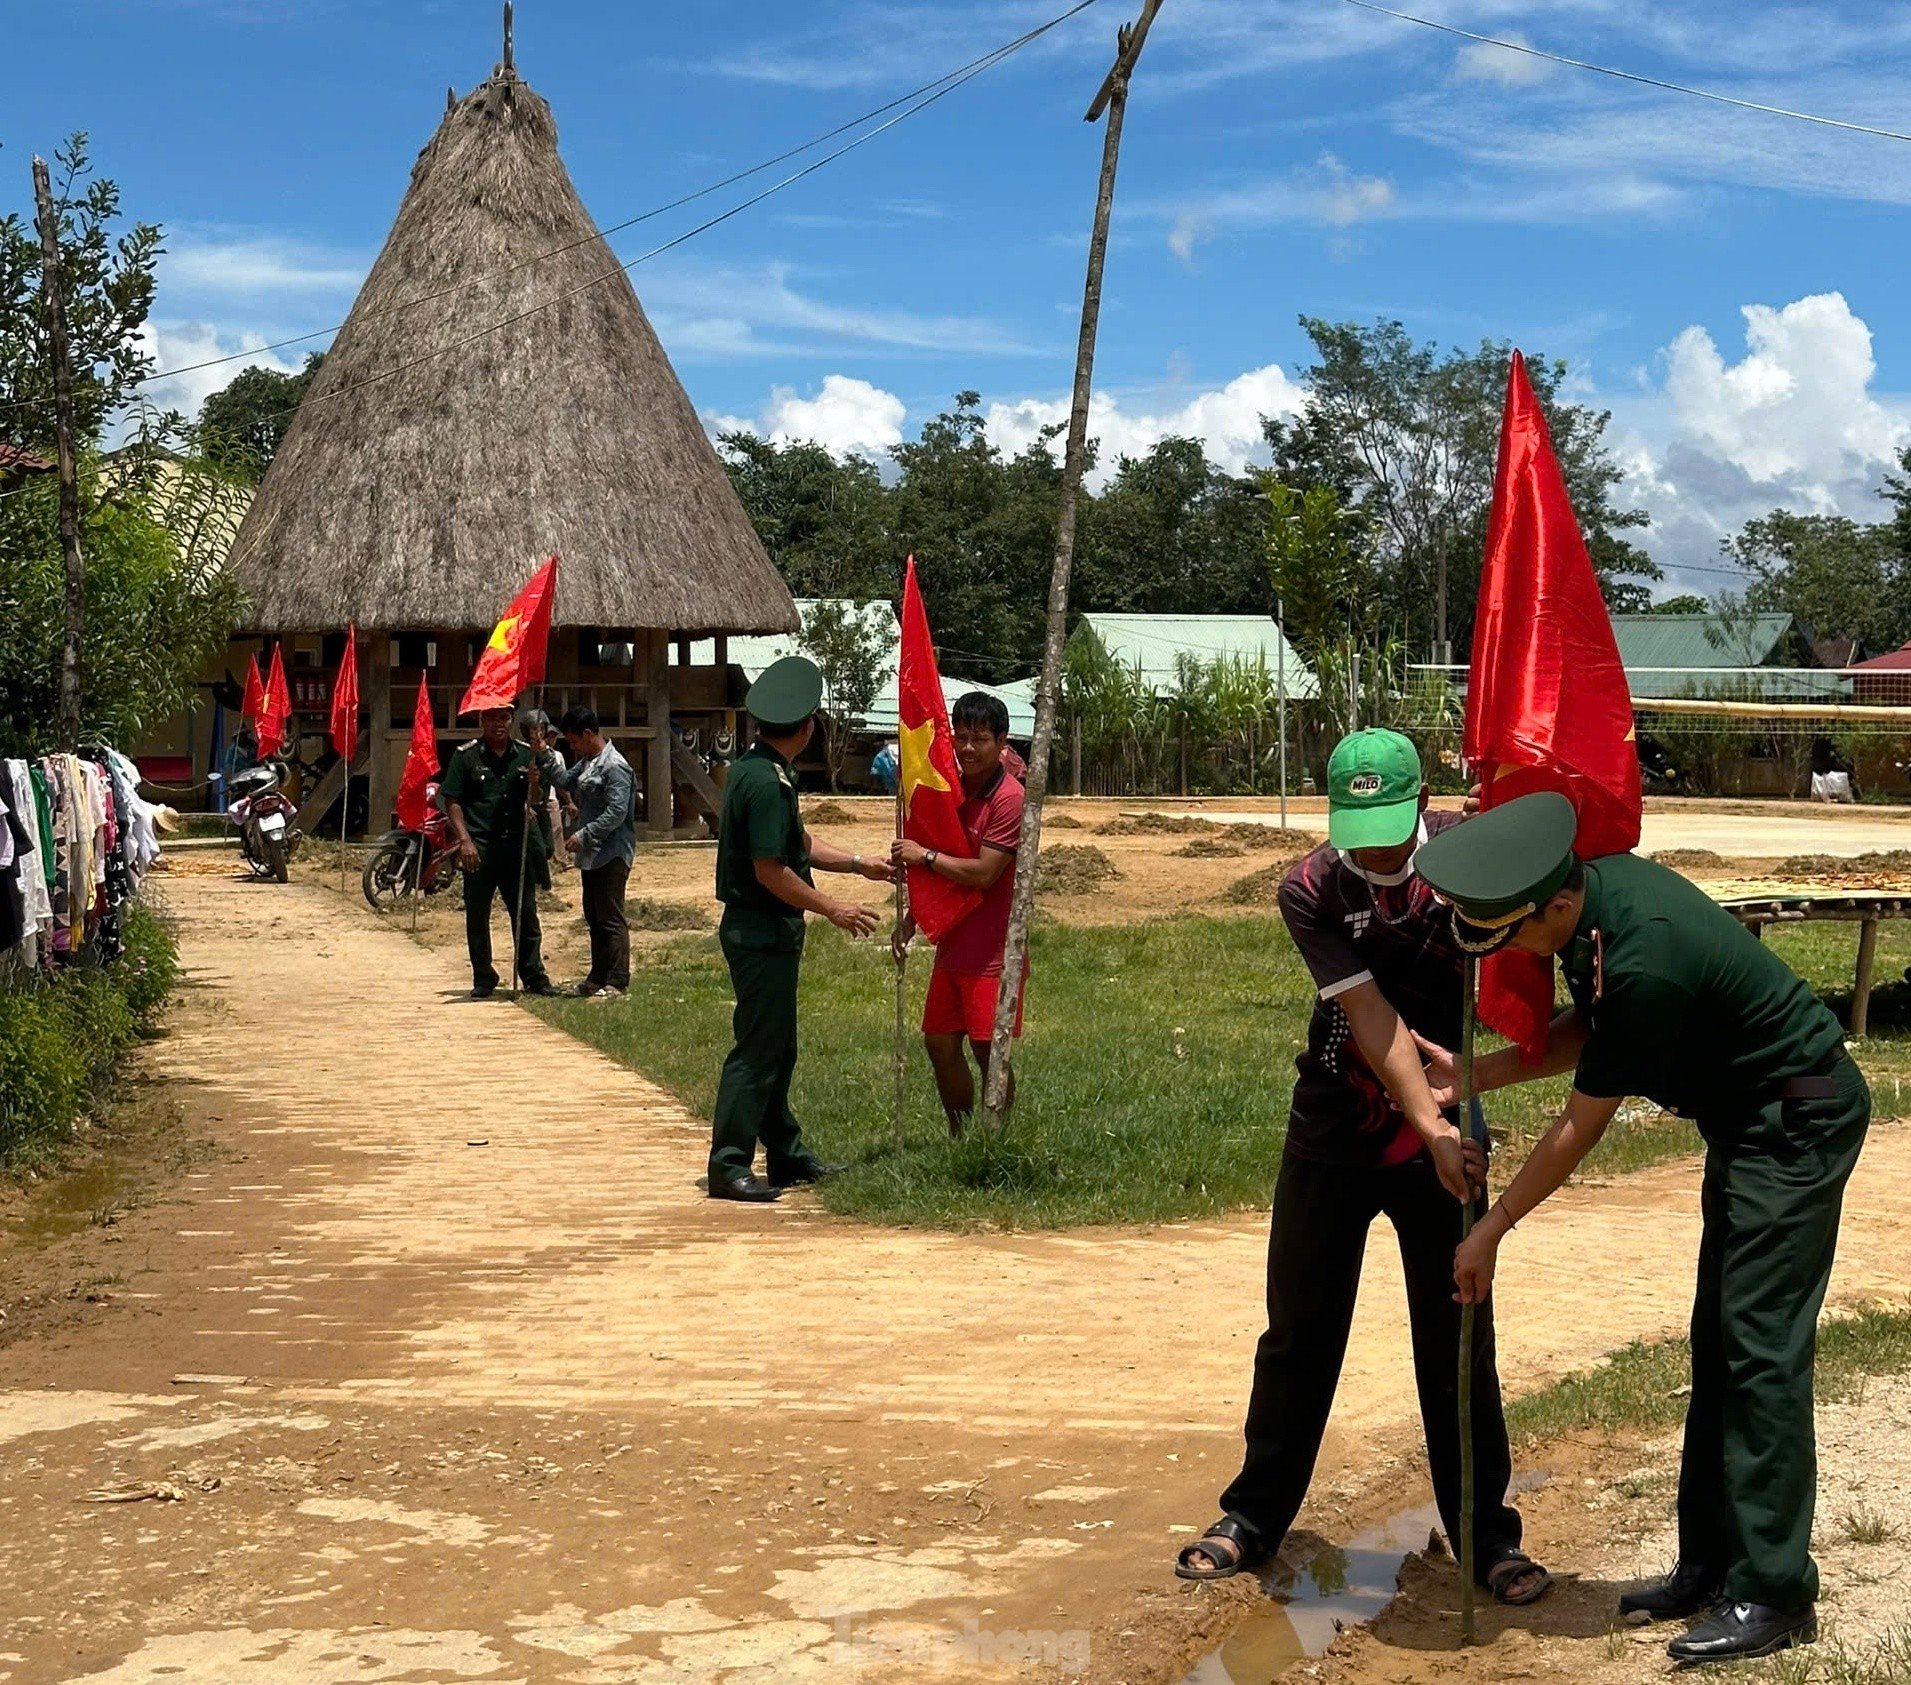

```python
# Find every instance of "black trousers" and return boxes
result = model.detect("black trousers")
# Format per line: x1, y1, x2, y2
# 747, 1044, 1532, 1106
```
462, 852, 547, 991
1219, 1146, 1522, 1577
580, 859, 631, 990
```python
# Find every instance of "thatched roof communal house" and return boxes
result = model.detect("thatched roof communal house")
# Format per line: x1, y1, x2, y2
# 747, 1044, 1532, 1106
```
227, 18, 796, 834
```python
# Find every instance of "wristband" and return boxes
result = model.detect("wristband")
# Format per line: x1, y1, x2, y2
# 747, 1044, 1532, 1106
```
1493, 1196, 1519, 1232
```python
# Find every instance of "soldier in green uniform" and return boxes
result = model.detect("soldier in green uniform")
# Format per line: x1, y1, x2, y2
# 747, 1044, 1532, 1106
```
441, 704, 556, 999
708, 657, 893, 1204
1413, 792, 1870, 1667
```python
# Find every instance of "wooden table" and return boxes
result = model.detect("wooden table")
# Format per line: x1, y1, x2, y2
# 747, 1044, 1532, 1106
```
1722, 892, 1911, 1038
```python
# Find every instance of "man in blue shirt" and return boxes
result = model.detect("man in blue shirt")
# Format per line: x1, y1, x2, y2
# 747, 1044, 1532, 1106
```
537, 707, 637, 998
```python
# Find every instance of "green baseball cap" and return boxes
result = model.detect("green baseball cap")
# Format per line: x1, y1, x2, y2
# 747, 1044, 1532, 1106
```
746, 655, 824, 731
1327, 730, 1424, 850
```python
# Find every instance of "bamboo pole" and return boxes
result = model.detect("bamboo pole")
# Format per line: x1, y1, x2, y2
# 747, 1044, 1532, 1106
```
32, 157, 86, 754
893, 783, 908, 1147
1277, 598, 1289, 830
981, 0, 1166, 1131
508, 695, 542, 999
1456, 952, 1479, 1645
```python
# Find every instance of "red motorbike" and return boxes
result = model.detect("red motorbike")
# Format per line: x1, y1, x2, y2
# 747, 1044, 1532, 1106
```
361, 780, 460, 911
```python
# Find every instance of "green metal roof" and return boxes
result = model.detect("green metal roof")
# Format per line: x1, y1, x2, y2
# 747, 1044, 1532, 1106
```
1070, 613, 1319, 699
1610, 613, 1849, 702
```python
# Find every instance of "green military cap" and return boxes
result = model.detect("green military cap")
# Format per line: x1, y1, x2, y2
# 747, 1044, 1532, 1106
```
745, 655, 824, 731
1327, 729, 1423, 850
1416, 790, 1580, 955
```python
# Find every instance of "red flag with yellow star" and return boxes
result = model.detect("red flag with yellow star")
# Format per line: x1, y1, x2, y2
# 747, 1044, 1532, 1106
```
1468, 353, 1642, 1058
898, 558, 982, 942
460, 556, 558, 715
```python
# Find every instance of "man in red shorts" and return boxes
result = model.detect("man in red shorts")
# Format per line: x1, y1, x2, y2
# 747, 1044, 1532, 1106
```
890, 691, 1025, 1136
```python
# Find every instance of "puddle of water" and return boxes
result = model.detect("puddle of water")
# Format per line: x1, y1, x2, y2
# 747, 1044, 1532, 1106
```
1181, 1474, 1550, 1685
1, 1152, 144, 1249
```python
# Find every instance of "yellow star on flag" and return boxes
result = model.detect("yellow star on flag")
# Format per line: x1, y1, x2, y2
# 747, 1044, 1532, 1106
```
898, 716, 950, 819
487, 613, 521, 654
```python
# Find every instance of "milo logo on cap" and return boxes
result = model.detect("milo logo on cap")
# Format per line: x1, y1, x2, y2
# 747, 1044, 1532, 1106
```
1348, 773, 1384, 797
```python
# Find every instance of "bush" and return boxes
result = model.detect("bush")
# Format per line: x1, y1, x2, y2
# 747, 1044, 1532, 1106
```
0, 903, 177, 1168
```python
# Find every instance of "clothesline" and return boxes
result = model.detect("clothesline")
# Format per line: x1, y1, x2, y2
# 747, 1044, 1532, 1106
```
1, 745, 163, 979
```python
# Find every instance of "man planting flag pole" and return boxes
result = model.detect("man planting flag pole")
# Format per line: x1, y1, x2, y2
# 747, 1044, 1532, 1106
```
443, 557, 560, 999
328, 624, 361, 894
1416, 354, 1865, 1667
887, 559, 1025, 1138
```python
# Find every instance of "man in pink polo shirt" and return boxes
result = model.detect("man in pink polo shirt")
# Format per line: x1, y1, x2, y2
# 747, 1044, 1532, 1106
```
890, 691, 1026, 1137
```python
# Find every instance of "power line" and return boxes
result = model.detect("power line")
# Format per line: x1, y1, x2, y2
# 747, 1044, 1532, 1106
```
1, 0, 1104, 423
1334, 0, 1911, 144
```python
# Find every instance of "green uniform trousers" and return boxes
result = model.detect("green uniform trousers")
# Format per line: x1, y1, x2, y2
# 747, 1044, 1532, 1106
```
1680, 1052, 1870, 1607
462, 849, 548, 992
708, 917, 815, 1185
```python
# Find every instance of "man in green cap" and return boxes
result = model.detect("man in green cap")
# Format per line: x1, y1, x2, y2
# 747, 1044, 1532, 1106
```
1414, 790, 1870, 1665
1176, 730, 1550, 1609
708, 655, 893, 1204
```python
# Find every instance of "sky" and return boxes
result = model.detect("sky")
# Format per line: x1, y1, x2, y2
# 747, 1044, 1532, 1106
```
9, 0, 1911, 599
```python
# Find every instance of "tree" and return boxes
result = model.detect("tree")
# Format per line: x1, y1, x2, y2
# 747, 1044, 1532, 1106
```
197, 353, 325, 477
1725, 510, 1911, 656
1261, 478, 1378, 658
0, 138, 243, 754
0, 133, 163, 447
796, 599, 892, 791
1264, 318, 1658, 654
1650, 593, 1712, 615
718, 430, 894, 599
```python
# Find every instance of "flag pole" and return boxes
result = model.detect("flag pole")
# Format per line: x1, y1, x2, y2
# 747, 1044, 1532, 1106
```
509, 690, 542, 1001
1456, 950, 1479, 1645
893, 778, 908, 1149
340, 755, 350, 897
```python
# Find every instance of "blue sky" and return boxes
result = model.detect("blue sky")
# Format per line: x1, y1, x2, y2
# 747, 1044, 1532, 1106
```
10, 0, 1911, 595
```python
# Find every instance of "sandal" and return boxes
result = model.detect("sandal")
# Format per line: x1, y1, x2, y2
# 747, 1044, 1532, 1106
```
1485, 1550, 1555, 1606
1175, 1516, 1265, 1581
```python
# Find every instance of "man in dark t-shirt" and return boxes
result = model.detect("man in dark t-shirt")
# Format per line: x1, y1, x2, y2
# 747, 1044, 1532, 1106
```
1176, 731, 1549, 1607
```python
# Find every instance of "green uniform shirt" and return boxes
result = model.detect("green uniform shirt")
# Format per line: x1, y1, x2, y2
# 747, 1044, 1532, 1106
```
439, 739, 548, 860
715, 741, 809, 939
1564, 853, 1844, 1136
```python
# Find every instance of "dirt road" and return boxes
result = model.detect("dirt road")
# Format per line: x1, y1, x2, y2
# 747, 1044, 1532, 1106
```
3, 871, 1909, 1683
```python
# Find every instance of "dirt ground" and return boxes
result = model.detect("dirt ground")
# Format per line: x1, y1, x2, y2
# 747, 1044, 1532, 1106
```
1274, 1374, 1911, 1685
2, 813, 1909, 1683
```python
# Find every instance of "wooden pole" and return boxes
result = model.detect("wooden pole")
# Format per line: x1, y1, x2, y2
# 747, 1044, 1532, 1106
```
32, 157, 86, 754
981, 0, 1166, 1131
1276, 598, 1289, 830
1456, 952, 1479, 1645
893, 783, 908, 1148
509, 694, 542, 999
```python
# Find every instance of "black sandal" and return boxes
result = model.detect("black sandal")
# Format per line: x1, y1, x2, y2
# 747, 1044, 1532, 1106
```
1175, 1516, 1265, 1581
1485, 1550, 1555, 1606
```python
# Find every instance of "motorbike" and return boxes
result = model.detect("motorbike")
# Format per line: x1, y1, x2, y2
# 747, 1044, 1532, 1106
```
226, 762, 301, 883
361, 780, 461, 911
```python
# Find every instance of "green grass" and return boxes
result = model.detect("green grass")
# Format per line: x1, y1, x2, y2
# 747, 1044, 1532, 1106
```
521, 910, 1911, 1229
527, 911, 1708, 1229
1505, 1304, 1911, 1450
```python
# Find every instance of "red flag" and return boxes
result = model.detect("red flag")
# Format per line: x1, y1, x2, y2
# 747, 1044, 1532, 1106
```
329, 623, 361, 763
240, 654, 265, 731
259, 643, 293, 758
1468, 352, 1642, 1057
395, 676, 440, 833
898, 558, 982, 941
460, 556, 557, 714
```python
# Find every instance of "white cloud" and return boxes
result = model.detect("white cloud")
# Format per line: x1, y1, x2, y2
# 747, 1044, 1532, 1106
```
165, 236, 363, 297
1662, 294, 1907, 496
765, 375, 908, 459
1613, 292, 1911, 588
1453, 32, 1556, 89
643, 260, 1042, 362
986, 363, 1306, 485
132, 320, 303, 423
1168, 213, 1211, 268
1316, 152, 1395, 227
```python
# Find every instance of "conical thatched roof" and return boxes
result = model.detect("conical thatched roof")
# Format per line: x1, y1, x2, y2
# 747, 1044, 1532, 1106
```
230, 56, 796, 637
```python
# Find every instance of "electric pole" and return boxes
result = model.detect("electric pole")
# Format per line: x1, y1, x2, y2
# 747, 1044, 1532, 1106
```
33, 155, 87, 753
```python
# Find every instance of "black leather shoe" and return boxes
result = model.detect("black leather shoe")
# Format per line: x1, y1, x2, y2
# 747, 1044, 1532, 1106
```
1667, 1601, 1815, 1666
770, 1160, 843, 1188
710, 1174, 781, 1203
470, 983, 496, 1000
1620, 1562, 1722, 1622
521, 977, 559, 998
